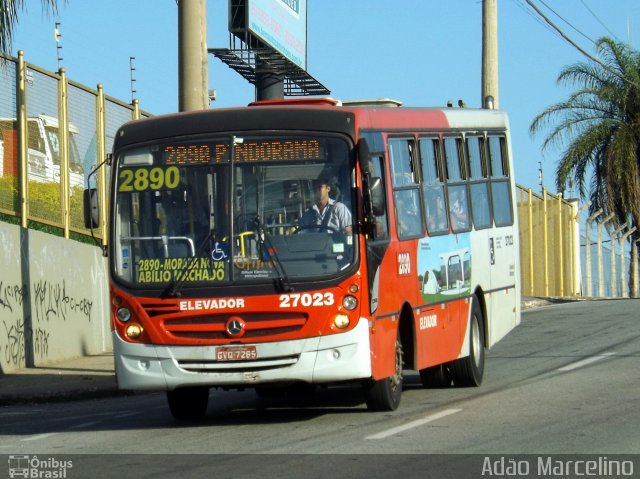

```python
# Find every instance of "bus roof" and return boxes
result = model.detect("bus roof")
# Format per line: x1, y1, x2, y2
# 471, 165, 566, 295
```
113, 100, 509, 150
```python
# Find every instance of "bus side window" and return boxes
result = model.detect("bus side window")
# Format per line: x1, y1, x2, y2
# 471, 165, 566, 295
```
448, 184, 470, 232
444, 136, 471, 233
466, 135, 492, 229
488, 136, 514, 226
389, 138, 423, 239
419, 137, 449, 234
395, 189, 423, 238
443, 136, 465, 181
389, 138, 416, 186
470, 183, 491, 229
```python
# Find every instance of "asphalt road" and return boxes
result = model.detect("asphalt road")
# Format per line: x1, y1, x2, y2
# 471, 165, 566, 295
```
1, 299, 638, 477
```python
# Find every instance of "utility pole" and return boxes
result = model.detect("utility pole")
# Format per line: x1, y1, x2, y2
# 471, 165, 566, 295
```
482, 0, 499, 109
538, 161, 544, 194
129, 56, 137, 104
610, 222, 628, 298
584, 208, 601, 297
620, 226, 637, 297
178, 0, 209, 111
54, 22, 63, 72
597, 213, 615, 297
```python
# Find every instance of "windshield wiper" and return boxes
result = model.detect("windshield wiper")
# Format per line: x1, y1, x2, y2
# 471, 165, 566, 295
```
254, 216, 294, 293
162, 230, 216, 298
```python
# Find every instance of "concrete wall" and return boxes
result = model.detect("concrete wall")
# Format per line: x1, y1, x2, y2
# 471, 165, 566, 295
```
0, 221, 111, 373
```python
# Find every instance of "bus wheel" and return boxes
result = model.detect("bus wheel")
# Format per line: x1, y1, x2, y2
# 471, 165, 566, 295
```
364, 333, 403, 411
450, 298, 485, 387
419, 364, 452, 388
167, 386, 209, 420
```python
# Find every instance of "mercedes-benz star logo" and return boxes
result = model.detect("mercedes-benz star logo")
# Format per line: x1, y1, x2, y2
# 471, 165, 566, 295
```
226, 317, 245, 337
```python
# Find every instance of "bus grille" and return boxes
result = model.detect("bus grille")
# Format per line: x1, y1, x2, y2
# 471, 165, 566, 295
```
164, 313, 307, 340
135, 298, 308, 342
138, 300, 180, 317
177, 354, 299, 373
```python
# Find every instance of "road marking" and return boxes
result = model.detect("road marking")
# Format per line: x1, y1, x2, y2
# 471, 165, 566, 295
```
557, 352, 616, 372
21, 433, 58, 442
0, 412, 33, 417
365, 408, 462, 440
113, 412, 139, 419
69, 421, 100, 429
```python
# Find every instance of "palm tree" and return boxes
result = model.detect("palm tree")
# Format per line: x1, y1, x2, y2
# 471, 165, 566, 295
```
531, 36, 640, 297
530, 37, 640, 235
1, 0, 59, 54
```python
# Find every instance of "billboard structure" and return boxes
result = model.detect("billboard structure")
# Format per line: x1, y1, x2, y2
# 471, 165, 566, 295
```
210, 0, 329, 97
246, 0, 307, 69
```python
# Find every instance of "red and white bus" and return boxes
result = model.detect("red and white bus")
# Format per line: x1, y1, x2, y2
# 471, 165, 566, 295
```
91, 98, 520, 419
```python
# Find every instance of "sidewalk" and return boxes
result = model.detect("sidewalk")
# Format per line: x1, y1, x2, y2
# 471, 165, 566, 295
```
0, 353, 120, 406
0, 296, 577, 405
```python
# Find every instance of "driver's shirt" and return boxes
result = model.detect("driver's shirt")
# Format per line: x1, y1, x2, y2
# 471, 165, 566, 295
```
299, 198, 352, 232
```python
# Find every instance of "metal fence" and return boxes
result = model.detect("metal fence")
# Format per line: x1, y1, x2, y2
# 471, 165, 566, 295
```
516, 186, 581, 297
0, 50, 147, 240
516, 185, 639, 298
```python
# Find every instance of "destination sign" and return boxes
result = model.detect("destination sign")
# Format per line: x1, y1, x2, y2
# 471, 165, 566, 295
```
162, 138, 322, 165
235, 138, 321, 162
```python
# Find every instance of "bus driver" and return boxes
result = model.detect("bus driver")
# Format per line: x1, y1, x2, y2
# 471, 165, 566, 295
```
299, 179, 352, 234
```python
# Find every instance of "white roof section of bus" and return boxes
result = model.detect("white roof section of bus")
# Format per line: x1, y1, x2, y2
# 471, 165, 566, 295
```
441, 108, 510, 131
342, 99, 403, 108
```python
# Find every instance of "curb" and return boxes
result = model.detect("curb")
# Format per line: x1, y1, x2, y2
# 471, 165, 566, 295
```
521, 296, 586, 310
0, 376, 123, 406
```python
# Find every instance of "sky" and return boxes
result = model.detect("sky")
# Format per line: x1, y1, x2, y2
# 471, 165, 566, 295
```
8, 0, 640, 197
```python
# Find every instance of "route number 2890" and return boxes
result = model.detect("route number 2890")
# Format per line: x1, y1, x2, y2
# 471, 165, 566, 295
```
279, 293, 335, 308
118, 166, 180, 192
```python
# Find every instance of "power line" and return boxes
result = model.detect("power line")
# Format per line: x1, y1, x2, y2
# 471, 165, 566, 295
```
538, 0, 596, 46
511, 0, 560, 39
524, 0, 603, 63
524, 0, 640, 89
579, 0, 621, 42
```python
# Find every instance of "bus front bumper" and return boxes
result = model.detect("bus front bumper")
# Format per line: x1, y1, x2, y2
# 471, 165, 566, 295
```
113, 317, 372, 390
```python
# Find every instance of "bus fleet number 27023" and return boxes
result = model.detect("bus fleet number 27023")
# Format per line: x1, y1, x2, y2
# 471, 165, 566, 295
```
279, 292, 335, 308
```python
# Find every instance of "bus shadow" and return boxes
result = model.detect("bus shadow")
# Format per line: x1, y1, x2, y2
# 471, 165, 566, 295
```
202, 372, 429, 427
2, 373, 431, 437
202, 383, 371, 427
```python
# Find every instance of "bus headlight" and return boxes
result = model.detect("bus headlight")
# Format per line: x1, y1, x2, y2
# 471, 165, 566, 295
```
334, 314, 350, 329
342, 295, 358, 311
125, 323, 144, 339
116, 307, 132, 322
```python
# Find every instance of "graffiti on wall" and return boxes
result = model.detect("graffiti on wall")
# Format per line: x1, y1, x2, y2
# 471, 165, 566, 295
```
1, 280, 31, 366
33, 279, 93, 323
1, 278, 94, 368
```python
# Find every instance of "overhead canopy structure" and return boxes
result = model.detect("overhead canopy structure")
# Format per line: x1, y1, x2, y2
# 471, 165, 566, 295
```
209, 0, 329, 97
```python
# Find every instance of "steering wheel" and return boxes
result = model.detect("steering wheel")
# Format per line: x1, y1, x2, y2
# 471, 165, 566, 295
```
292, 224, 341, 235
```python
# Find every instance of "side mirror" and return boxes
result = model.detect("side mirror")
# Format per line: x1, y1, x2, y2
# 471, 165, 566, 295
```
83, 188, 99, 229
362, 174, 386, 240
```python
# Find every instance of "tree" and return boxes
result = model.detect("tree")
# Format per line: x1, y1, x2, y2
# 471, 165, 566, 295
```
1, 0, 59, 54
530, 37, 640, 235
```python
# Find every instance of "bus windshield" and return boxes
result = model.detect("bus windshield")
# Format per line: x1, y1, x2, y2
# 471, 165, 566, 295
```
112, 134, 355, 288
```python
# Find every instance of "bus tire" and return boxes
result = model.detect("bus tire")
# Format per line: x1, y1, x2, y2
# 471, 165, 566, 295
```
451, 298, 485, 387
419, 364, 452, 388
167, 386, 209, 420
364, 333, 403, 411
